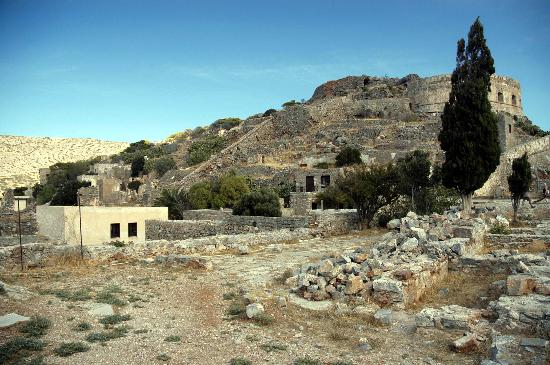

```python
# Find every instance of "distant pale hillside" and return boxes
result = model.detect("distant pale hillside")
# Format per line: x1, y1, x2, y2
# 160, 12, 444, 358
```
0, 135, 129, 194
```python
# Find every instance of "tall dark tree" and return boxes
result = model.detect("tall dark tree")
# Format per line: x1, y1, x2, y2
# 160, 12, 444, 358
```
507, 153, 532, 222
439, 18, 501, 216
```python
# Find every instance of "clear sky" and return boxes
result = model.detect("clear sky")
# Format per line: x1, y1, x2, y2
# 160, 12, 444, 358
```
0, 0, 549, 142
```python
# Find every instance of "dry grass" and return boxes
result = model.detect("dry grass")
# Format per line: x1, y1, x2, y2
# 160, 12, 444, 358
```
411, 268, 507, 310
517, 239, 549, 254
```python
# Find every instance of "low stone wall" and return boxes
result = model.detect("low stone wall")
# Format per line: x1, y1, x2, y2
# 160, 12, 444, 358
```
0, 228, 314, 269
309, 210, 359, 235
0, 210, 38, 236
180, 209, 232, 220
145, 215, 309, 241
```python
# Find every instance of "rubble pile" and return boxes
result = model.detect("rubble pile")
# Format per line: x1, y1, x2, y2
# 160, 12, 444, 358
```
287, 211, 488, 307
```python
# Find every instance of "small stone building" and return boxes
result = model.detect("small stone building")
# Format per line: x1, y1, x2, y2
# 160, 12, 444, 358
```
290, 168, 341, 215
36, 206, 168, 245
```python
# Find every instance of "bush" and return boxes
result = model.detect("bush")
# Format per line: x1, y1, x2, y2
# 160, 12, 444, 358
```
282, 100, 299, 107
262, 108, 277, 117
187, 136, 225, 166
0, 337, 45, 364
127, 180, 142, 191
154, 188, 191, 219
377, 197, 410, 227
98, 314, 131, 326
131, 156, 145, 177
313, 162, 330, 169
85, 326, 129, 343
144, 156, 176, 177
335, 147, 362, 167
53, 342, 89, 357
212, 118, 242, 130
489, 223, 512, 235
218, 171, 250, 208
414, 184, 460, 215
515, 118, 549, 137
164, 335, 181, 342
188, 182, 213, 209
230, 358, 252, 365
233, 189, 281, 217
74, 322, 92, 331
294, 357, 322, 365
19, 316, 52, 337
316, 186, 353, 210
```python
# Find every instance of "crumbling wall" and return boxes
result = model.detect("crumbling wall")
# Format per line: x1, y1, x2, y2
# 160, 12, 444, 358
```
145, 215, 309, 240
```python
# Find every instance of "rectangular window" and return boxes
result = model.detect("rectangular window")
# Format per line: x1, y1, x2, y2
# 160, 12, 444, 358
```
128, 222, 138, 237
305, 176, 315, 192
320, 175, 331, 188
110, 223, 120, 239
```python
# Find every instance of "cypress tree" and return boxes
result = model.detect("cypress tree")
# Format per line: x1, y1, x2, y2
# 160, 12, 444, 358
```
507, 153, 532, 222
439, 18, 501, 217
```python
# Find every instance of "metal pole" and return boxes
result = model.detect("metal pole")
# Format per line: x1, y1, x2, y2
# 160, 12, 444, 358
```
78, 194, 83, 260
17, 199, 23, 271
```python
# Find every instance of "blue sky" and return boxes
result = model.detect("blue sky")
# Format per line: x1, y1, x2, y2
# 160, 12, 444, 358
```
0, 0, 549, 142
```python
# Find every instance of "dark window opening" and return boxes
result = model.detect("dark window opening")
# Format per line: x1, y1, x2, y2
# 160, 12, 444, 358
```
128, 222, 137, 237
497, 92, 504, 103
320, 175, 331, 188
252, 221, 257, 227
512, 95, 517, 105
408, 102, 413, 111
311, 202, 318, 210
110, 223, 120, 239
305, 176, 315, 192
508, 124, 512, 134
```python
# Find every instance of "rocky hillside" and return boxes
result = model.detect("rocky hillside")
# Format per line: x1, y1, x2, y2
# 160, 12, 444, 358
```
0, 135, 129, 194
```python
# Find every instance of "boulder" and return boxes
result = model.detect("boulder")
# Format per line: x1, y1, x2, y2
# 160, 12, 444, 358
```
506, 274, 536, 296
344, 275, 365, 295
0, 313, 30, 328
387, 219, 401, 230
245, 303, 264, 319
401, 237, 419, 252
452, 332, 481, 353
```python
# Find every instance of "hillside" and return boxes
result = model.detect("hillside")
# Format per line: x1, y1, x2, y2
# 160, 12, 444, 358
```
0, 135, 129, 194
156, 73, 547, 198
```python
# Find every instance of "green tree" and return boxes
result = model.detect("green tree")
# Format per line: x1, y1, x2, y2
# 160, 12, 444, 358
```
50, 181, 91, 206
217, 171, 250, 208
507, 153, 532, 222
154, 188, 191, 220
127, 180, 142, 192
335, 147, 362, 167
396, 150, 431, 211
131, 156, 145, 177
233, 189, 282, 217
188, 182, 213, 209
144, 156, 176, 177
316, 186, 353, 209
439, 18, 500, 217
335, 164, 400, 228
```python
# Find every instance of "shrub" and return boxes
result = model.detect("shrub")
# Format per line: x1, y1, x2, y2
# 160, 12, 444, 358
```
85, 326, 129, 343
187, 136, 225, 166
164, 335, 181, 342
515, 118, 549, 137
489, 223, 512, 235
252, 313, 274, 326
74, 322, 92, 331
260, 342, 288, 353
53, 342, 90, 357
262, 108, 277, 117
377, 198, 410, 227
414, 184, 460, 215
316, 186, 353, 210
230, 358, 252, 365
233, 189, 281, 217
293, 357, 322, 365
98, 314, 131, 326
218, 171, 250, 208
156, 353, 171, 361
335, 164, 400, 228
154, 188, 191, 219
131, 156, 146, 177
127, 180, 142, 192
335, 146, 362, 167
313, 162, 330, 169
188, 182, 214, 209
96, 291, 126, 306
212, 117, 242, 130
144, 156, 176, 177
282, 100, 299, 107
226, 301, 246, 316
0, 337, 45, 364
19, 316, 52, 337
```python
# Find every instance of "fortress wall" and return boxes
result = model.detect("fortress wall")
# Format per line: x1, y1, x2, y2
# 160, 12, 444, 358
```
408, 74, 523, 116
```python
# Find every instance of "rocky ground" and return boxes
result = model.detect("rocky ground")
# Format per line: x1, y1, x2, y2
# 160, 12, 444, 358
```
0, 216, 548, 365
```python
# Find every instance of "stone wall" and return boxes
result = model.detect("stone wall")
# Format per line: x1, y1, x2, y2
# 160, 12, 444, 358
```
308, 209, 359, 234
180, 209, 232, 220
407, 74, 523, 117
145, 215, 309, 241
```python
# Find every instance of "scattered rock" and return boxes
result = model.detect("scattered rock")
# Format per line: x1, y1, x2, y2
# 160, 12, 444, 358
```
245, 303, 264, 319
452, 332, 481, 353
83, 303, 114, 317
0, 313, 30, 328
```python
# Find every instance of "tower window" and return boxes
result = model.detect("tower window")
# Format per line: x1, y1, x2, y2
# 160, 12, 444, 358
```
508, 124, 512, 134
497, 92, 504, 103
512, 95, 517, 105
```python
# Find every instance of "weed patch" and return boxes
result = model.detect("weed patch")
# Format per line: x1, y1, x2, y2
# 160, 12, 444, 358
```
19, 316, 52, 338
99, 314, 131, 326
229, 358, 252, 365
54, 342, 90, 357
74, 322, 92, 331
164, 335, 181, 342
260, 341, 287, 353
85, 326, 129, 343
0, 337, 45, 364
